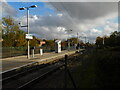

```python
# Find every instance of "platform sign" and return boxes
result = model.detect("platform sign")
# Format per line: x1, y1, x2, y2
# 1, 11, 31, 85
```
25, 34, 33, 39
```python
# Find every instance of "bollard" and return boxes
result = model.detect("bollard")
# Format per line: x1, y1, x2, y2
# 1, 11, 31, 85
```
64, 54, 77, 90
32, 49, 34, 58
40, 49, 43, 55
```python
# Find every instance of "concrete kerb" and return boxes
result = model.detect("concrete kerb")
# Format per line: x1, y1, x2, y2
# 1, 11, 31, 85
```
36, 51, 76, 64
0, 51, 56, 61
0, 61, 38, 75
1, 50, 73, 61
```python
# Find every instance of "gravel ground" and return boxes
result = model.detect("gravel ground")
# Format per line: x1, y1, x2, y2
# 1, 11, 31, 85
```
31, 69, 65, 88
30, 53, 82, 89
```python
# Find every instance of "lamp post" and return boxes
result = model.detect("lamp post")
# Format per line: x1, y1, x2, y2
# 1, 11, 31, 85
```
84, 36, 86, 44
19, 5, 37, 59
77, 32, 79, 44
65, 29, 72, 50
103, 37, 104, 45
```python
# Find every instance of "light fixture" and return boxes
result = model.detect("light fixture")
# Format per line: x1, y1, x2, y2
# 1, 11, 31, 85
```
30, 5, 37, 8
19, 7, 25, 10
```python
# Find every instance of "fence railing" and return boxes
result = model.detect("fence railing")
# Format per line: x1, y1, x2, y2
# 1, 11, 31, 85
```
2, 47, 27, 58
1, 46, 76, 58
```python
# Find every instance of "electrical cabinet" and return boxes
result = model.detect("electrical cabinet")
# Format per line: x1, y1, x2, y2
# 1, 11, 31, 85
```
55, 40, 61, 53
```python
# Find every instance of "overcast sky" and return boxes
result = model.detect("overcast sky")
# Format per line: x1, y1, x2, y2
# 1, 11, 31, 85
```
1, 0, 119, 43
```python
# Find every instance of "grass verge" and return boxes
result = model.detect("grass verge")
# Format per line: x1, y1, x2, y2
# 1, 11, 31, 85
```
67, 48, 120, 88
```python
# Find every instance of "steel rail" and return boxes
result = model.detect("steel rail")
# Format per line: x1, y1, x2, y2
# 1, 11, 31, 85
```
16, 64, 64, 90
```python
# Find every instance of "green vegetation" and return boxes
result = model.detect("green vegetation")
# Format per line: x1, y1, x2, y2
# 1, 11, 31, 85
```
66, 31, 120, 88
96, 31, 120, 48
1, 17, 81, 48
44, 39, 55, 51
2, 17, 39, 47
2, 17, 26, 47
68, 37, 78, 46
67, 47, 120, 88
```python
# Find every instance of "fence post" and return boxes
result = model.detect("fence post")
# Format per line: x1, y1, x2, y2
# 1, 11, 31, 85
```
65, 54, 68, 88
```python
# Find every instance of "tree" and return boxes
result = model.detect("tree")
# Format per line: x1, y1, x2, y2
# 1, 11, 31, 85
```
68, 37, 78, 46
95, 31, 120, 48
103, 36, 110, 46
44, 40, 55, 50
95, 36, 103, 47
30, 36, 39, 47
2, 17, 27, 47
109, 31, 120, 46
15, 30, 27, 47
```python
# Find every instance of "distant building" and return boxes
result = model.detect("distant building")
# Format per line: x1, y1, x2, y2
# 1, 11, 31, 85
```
0, 38, 3, 42
36, 39, 46, 47
39, 41, 46, 47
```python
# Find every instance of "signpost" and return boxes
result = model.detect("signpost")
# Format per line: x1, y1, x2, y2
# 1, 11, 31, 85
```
25, 34, 33, 39
19, 5, 37, 59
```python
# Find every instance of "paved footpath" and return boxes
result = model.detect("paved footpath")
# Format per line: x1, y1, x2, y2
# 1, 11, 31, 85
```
0, 50, 80, 73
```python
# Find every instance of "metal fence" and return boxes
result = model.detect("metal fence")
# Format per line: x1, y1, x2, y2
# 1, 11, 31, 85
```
2, 47, 27, 58
2, 46, 55, 58
1, 46, 76, 58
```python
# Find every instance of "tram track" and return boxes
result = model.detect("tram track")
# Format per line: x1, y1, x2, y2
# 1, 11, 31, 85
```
2, 58, 65, 89
16, 64, 64, 90
1, 52, 80, 89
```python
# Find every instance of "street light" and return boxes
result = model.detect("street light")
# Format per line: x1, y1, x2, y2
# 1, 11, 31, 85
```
84, 36, 87, 44
79, 35, 87, 48
19, 5, 37, 59
30, 5, 37, 8
77, 32, 79, 44
79, 36, 86, 44
65, 29, 72, 50
103, 37, 104, 45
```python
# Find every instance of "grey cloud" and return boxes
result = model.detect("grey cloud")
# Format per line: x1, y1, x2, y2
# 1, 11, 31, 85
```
48, 0, 119, 2
50, 2, 117, 21
19, 2, 118, 42
4, 0, 119, 2
1, 1, 17, 17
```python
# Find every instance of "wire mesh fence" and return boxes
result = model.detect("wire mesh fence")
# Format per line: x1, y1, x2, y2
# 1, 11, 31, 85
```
2, 47, 27, 58
1, 46, 76, 58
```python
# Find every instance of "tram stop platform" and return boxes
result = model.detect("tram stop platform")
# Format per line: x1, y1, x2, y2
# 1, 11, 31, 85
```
0, 50, 84, 73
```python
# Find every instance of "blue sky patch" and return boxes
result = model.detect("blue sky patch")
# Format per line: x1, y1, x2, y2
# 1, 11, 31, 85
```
95, 25, 105, 31
107, 17, 118, 23
8, 2, 55, 17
